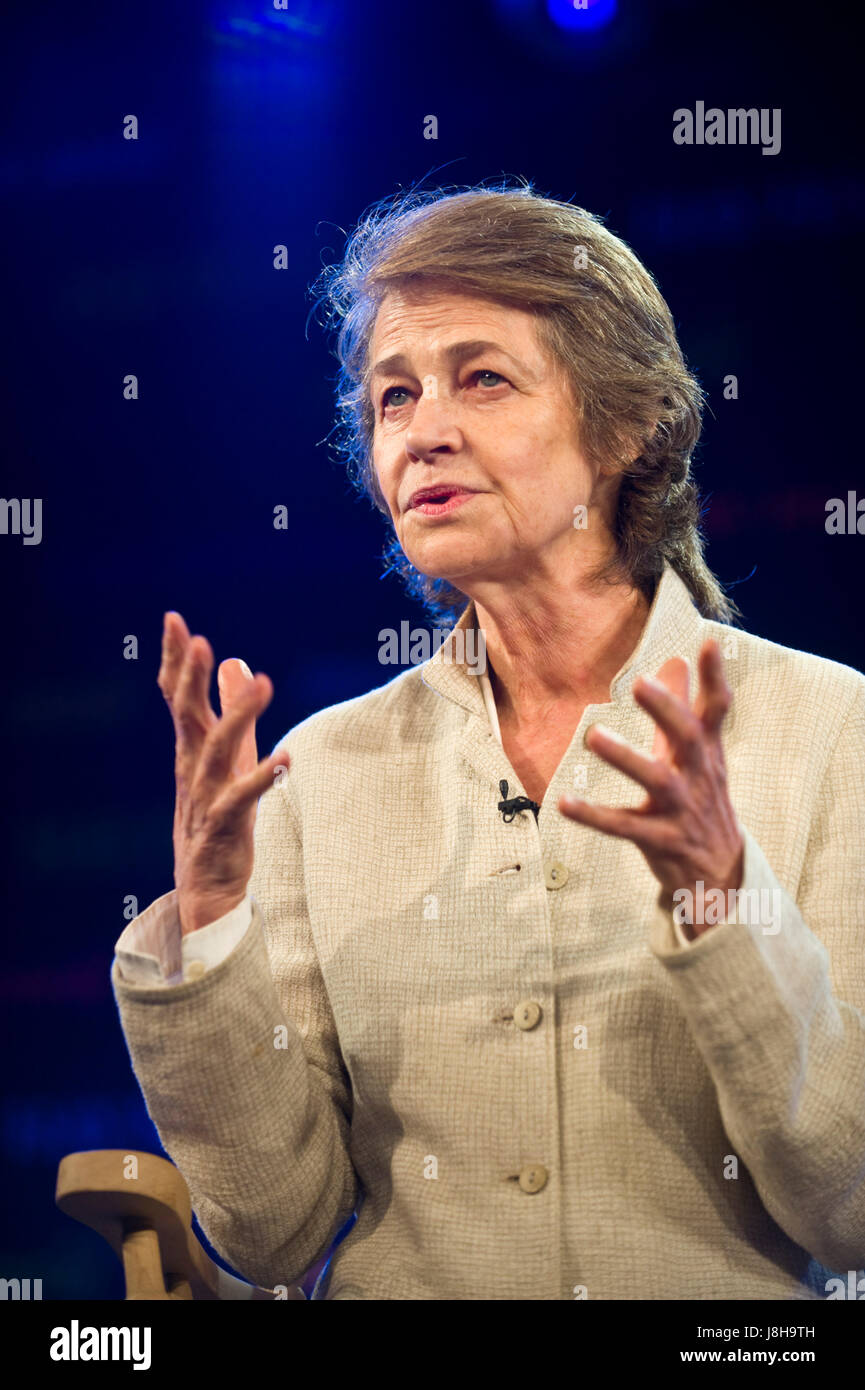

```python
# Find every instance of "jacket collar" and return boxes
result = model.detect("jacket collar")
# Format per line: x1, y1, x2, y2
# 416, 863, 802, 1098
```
419, 563, 705, 719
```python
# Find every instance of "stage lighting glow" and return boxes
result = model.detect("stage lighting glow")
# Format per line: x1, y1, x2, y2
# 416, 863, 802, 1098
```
547, 0, 617, 31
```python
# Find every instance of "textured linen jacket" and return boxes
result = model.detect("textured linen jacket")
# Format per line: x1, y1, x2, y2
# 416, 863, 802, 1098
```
111, 564, 865, 1300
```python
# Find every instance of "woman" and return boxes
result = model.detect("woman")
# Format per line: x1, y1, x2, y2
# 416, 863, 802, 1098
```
113, 186, 865, 1300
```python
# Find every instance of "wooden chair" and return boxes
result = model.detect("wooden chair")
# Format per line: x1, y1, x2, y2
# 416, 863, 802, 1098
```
56, 1150, 307, 1300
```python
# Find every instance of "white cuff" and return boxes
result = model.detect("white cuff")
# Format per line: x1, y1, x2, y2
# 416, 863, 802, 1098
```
672, 912, 696, 948
181, 895, 253, 981
114, 891, 253, 986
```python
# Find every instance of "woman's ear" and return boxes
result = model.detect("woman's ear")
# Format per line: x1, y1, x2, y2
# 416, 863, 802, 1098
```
597, 438, 641, 479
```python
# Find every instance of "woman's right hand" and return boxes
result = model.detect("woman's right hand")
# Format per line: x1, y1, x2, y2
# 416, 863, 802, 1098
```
158, 611, 290, 936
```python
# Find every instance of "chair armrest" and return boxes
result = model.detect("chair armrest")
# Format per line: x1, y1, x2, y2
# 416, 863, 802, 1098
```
56, 1150, 305, 1300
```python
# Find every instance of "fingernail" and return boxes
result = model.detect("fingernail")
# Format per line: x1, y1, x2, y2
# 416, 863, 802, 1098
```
590, 723, 628, 745
640, 675, 666, 693
238, 660, 254, 680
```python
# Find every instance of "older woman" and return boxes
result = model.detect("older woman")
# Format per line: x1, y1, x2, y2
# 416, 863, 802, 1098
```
113, 187, 865, 1301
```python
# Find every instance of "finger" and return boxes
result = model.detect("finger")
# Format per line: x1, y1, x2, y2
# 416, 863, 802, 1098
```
158, 611, 191, 706
584, 724, 680, 808
650, 657, 690, 761
633, 672, 704, 771
208, 748, 291, 829
694, 638, 732, 737
193, 673, 274, 805
173, 635, 217, 779
558, 794, 672, 852
218, 657, 259, 775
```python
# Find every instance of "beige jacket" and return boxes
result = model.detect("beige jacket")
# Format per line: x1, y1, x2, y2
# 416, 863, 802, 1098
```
111, 565, 865, 1299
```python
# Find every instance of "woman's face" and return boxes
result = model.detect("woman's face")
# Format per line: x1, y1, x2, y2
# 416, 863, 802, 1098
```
369, 285, 615, 594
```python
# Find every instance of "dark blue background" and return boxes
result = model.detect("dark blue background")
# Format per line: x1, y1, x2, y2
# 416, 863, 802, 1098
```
1, 0, 862, 1298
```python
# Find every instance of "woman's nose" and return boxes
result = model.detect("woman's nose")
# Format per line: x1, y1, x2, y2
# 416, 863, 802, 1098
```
405, 383, 463, 458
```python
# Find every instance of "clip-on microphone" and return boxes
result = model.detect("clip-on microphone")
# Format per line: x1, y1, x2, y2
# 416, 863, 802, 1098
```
497, 779, 540, 823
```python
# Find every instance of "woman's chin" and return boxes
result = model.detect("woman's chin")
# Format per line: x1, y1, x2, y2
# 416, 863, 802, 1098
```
406, 553, 487, 589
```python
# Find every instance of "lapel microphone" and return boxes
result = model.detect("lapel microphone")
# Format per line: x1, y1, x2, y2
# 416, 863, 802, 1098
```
497, 779, 541, 823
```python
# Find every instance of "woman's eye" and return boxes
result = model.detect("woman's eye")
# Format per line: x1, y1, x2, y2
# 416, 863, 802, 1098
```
382, 372, 506, 408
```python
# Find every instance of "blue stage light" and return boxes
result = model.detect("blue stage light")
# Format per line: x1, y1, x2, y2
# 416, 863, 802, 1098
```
547, 0, 617, 31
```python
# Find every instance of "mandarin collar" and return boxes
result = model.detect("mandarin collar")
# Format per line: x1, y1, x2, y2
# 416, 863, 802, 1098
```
419, 563, 703, 720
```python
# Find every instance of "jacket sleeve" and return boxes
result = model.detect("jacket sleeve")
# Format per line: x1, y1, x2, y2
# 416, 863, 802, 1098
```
114, 894, 254, 986
110, 763, 359, 1290
650, 684, 865, 1272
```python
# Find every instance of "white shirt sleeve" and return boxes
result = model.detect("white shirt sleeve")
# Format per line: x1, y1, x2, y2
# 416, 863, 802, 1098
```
672, 913, 695, 948
114, 891, 253, 986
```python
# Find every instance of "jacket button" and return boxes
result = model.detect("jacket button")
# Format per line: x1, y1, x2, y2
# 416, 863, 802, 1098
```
514, 1000, 542, 1030
518, 1164, 549, 1194
544, 861, 569, 889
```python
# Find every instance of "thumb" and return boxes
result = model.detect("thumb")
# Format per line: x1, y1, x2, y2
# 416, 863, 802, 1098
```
217, 657, 258, 774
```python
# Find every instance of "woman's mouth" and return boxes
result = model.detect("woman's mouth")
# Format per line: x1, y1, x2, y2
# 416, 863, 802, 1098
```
408, 487, 480, 516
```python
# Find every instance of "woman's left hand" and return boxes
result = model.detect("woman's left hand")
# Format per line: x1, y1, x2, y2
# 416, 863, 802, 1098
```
558, 637, 743, 936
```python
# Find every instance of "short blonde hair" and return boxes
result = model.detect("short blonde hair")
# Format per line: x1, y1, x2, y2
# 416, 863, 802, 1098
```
314, 182, 736, 623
